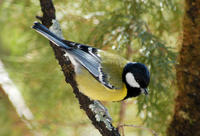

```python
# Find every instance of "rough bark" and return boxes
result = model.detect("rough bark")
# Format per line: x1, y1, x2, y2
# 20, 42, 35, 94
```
37, 0, 120, 136
167, 0, 200, 136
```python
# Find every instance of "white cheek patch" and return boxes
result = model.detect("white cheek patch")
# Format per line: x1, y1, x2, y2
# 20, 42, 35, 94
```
125, 72, 140, 88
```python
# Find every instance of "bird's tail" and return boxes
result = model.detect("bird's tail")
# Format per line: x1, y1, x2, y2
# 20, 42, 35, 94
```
32, 22, 101, 79
32, 22, 71, 49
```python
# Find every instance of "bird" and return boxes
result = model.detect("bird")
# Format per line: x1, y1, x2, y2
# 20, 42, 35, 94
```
32, 22, 150, 101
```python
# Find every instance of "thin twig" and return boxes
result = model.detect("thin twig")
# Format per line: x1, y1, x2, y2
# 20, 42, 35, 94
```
118, 124, 158, 136
117, 101, 127, 128
118, 125, 125, 136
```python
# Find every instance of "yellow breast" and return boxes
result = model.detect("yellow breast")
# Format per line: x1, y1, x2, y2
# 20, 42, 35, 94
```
76, 68, 127, 101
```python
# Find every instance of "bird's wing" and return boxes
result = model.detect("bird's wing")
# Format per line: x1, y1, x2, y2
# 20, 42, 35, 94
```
63, 40, 127, 89
32, 22, 126, 89
98, 50, 127, 89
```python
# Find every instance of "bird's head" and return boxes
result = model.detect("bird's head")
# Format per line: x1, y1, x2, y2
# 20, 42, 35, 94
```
122, 62, 150, 99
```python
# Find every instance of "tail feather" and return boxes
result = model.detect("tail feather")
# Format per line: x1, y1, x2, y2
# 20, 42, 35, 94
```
32, 22, 71, 49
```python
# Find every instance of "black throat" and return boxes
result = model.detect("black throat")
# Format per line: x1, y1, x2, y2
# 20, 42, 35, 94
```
123, 83, 141, 100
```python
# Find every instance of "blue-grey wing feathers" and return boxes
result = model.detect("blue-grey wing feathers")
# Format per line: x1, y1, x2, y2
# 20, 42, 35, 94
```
69, 46, 115, 89
32, 22, 115, 89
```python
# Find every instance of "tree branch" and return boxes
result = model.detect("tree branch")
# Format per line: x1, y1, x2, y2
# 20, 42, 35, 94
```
37, 0, 120, 135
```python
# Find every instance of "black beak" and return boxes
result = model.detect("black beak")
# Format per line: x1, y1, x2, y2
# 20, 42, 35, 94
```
141, 88, 148, 95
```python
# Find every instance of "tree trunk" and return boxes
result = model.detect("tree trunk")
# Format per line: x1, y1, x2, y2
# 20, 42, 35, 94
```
167, 0, 200, 136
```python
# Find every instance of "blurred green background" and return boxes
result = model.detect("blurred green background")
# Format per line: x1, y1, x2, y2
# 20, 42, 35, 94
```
0, 0, 183, 136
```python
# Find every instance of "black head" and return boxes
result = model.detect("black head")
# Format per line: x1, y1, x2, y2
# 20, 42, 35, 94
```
122, 62, 150, 99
